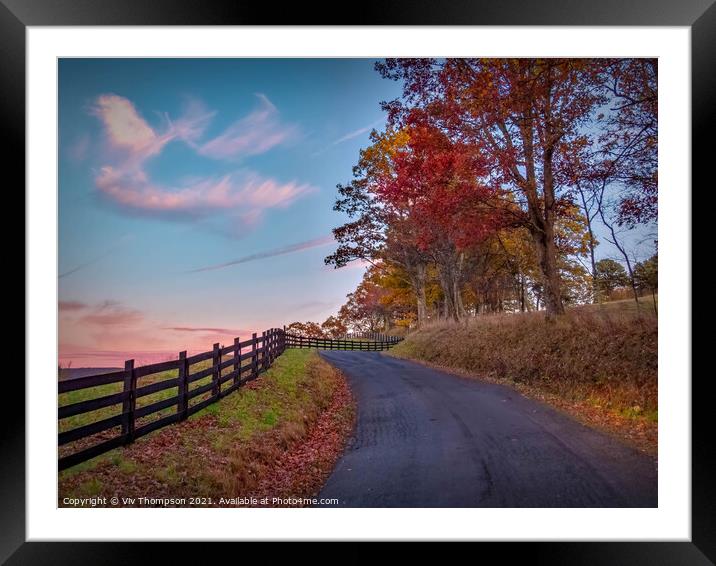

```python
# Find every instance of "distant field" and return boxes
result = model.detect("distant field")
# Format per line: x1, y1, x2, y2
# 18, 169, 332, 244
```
575, 295, 658, 316
58, 367, 121, 381
58, 356, 218, 463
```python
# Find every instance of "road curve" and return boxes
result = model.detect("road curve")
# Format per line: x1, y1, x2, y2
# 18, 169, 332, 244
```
318, 351, 657, 508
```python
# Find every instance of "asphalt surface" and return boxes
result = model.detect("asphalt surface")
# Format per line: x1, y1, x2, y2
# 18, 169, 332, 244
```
318, 351, 657, 508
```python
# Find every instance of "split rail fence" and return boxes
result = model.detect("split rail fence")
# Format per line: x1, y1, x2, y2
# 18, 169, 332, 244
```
285, 333, 402, 351
58, 328, 286, 471
58, 327, 403, 470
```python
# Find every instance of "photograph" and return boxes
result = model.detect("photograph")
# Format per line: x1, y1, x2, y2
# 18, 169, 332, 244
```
57, 57, 659, 509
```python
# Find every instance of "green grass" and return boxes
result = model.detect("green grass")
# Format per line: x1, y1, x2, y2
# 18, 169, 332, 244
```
58, 349, 344, 501
59, 358, 217, 431
189, 348, 315, 439
58, 355, 244, 463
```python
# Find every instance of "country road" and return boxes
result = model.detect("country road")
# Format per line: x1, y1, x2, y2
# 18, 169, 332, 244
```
318, 351, 657, 508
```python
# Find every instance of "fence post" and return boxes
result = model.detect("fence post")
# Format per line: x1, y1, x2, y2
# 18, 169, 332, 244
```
234, 337, 241, 385
212, 343, 220, 398
251, 333, 258, 379
178, 351, 188, 419
121, 359, 136, 443
262, 331, 268, 371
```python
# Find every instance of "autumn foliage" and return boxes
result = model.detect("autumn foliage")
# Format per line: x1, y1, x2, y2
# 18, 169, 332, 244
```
326, 58, 657, 329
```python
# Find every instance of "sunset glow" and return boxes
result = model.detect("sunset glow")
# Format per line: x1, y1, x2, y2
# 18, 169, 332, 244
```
59, 59, 399, 366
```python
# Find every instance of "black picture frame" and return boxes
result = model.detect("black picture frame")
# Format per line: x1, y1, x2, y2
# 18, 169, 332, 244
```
7, 0, 708, 562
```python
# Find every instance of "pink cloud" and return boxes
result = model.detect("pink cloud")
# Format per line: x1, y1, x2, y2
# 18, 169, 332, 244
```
166, 326, 251, 335
169, 97, 216, 146
59, 300, 87, 311
59, 320, 269, 367
322, 258, 372, 272
88, 93, 312, 235
91, 94, 215, 165
95, 167, 314, 217
78, 301, 144, 327
92, 94, 165, 158
198, 94, 296, 161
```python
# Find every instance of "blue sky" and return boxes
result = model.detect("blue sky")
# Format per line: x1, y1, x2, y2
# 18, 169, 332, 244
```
58, 58, 401, 365
58, 58, 655, 367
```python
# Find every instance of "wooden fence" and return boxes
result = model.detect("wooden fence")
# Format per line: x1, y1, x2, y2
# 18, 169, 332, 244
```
341, 331, 399, 342
58, 328, 286, 471
285, 333, 402, 351
58, 327, 404, 470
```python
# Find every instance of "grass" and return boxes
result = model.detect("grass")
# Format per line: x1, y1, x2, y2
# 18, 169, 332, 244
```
389, 304, 657, 453
577, 295, 658, 316
58, 356, 220, 461
58, 349, 355, 505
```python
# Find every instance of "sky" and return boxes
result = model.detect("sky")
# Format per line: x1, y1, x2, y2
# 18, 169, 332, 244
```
58, 58, 656, 368
58, 58, 400, 367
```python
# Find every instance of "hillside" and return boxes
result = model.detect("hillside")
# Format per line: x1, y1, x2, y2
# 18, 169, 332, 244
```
389, 305, 657, 454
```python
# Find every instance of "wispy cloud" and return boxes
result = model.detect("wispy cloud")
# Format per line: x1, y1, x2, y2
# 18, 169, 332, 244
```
333, 121, 381, 145
59, 234, 134, 279
188, 234, 335, 273
95, 168, 313, 218
91, 94, 214, 163
322, 258, 371, 272
59, 254, 109, 279
89, 93, 310, 236
59, 300, 87, 311
67, 133, 91, 162
312, 119, 382, 157
164, 326, 250, 335
58, 299, 266, 367
78, 300, 144, 327
198, 94, 296, 161
57, 260, 101, 279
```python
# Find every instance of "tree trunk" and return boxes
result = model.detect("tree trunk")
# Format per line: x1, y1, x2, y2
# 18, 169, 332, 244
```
412, 262, 428, 327
538, 91, 566, 320
436, 260, 461, 322
455, 252, 467, 318
517, 92, 564, 319
416, 285, 427, 326
438, 276, 459, 322
530, 225, 565, 320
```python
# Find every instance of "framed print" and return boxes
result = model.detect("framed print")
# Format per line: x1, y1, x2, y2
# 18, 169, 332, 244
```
7, 0, 710, 562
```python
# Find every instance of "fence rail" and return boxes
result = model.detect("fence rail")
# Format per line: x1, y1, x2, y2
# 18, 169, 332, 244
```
341, 331, 400, 342
58, 328, 286, 471
58, 327, 404, 471
285, 333, 402, 351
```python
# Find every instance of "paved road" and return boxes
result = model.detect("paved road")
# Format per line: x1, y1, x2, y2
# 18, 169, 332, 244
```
318, 351, 657, 508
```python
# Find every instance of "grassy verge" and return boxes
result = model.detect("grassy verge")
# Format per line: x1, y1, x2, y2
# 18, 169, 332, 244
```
58, 356, 225, 461
388, 308, 657, 454
58, 349, 354, 506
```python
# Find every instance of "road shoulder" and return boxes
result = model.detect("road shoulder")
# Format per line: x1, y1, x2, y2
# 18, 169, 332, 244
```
386, 350, 657, 457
